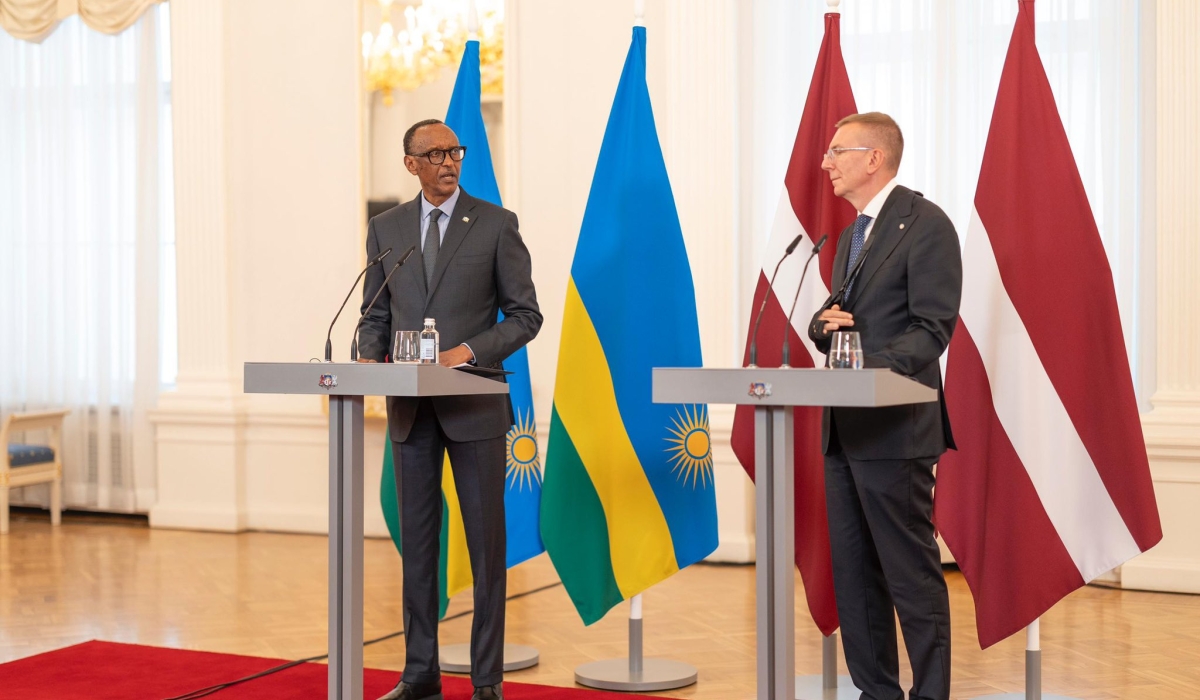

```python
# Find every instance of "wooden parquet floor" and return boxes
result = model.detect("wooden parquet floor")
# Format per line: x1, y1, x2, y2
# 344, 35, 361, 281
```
2, 512, 1200, 699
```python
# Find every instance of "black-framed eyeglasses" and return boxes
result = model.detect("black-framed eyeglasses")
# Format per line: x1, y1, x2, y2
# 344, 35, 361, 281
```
409, 146, 467, 164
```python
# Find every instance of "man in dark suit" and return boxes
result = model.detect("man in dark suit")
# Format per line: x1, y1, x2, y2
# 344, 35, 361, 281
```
358, 119, 542, 700
808, 112, 962, 700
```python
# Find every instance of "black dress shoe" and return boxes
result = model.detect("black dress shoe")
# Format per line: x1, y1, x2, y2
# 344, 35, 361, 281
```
471, 683, 503, 700
376, 679, 443, 700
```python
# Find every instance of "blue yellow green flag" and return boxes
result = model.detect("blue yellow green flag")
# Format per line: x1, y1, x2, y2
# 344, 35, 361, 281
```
540, 26, 718, 626
380, 39, 544, 618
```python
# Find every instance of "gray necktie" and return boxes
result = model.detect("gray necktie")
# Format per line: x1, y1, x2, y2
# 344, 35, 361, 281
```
423, 208, 442, 286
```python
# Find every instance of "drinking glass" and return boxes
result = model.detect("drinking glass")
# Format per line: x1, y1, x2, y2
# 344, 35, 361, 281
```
830, 331, 864, 369
393, 330, 420, 364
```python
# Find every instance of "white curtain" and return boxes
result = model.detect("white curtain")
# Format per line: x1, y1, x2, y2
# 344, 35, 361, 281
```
0, 5, 171, 513
748, 0, 1148, 401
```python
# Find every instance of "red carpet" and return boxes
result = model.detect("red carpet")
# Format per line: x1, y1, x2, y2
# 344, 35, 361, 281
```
0, 641, 677, 699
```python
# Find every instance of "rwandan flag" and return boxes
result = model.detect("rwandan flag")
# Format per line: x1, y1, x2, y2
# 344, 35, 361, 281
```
541, 25, 718, 626
380, 38, 545, 618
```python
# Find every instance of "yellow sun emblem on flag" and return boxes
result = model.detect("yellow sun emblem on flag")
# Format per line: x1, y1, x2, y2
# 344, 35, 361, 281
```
506, 409, 542, 491
665, 405, 714, 488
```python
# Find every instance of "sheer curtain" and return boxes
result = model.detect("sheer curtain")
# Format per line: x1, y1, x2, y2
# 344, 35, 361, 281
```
0, 5, 172, 513
748, 0, 1147, 399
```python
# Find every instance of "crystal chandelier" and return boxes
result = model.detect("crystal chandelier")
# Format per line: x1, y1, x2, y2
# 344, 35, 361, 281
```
362, 0, 504, 106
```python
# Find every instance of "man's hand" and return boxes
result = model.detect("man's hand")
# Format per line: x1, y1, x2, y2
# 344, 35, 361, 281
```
439, 344, 475, 368
357, 358, 378, 363
818, 304, 855, 335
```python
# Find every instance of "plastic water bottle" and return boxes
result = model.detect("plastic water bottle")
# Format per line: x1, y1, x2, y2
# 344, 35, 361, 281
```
419, 318, 439, 364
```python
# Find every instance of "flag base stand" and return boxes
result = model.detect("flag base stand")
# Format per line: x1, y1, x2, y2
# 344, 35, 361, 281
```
574, 597, 698, 693
574, 656, 698, 693
970, 621, 1082, 700
795, 633, 860, 699
439, 643, 539, 673
795, 675, 859, 700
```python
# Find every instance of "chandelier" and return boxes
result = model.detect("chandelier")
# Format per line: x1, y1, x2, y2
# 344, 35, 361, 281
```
362, 0, 504, 106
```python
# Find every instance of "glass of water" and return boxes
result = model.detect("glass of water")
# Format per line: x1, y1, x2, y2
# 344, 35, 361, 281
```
830, 331, 864, 369
393, 330, 420, 363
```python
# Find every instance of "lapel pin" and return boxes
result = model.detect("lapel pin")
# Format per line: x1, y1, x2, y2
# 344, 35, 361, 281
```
462, 216, 470, 222
899, 223, 906, 230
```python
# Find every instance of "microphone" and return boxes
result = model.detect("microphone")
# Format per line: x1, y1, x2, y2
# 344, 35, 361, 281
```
780, 235, 828, 367
350, 245, 416, 362
748, 234, 803, 367
324, 247, 392, 362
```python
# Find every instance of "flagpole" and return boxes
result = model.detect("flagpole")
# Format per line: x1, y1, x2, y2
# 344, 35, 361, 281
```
574, 592, 699, 692
969, 618, 1081, 700
795, 628, 858, 699
1028, 619, 1041, 700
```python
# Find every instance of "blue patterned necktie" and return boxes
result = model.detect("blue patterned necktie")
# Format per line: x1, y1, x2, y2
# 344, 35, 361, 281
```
844, 213, 873, 298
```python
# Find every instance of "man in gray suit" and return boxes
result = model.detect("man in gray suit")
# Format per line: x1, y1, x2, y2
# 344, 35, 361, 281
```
358, 118, 542, 700
809, 112, 962, 700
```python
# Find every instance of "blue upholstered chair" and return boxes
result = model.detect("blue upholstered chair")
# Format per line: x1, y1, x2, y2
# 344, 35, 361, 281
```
1, 409, 69, 534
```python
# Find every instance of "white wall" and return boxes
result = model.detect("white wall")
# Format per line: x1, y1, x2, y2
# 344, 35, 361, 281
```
1121, 0, 1200, 595
150, 0, 367, 533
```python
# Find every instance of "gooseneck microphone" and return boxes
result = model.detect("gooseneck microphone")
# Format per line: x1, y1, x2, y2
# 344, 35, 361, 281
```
350, 245, 416, 362
324, 247, 392, 362
780, 234, 828, 367
748, 234, 804, 367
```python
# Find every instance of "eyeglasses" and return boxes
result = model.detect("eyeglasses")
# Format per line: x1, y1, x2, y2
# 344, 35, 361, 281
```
824, 146, 875, 160
409, 146, 467, 164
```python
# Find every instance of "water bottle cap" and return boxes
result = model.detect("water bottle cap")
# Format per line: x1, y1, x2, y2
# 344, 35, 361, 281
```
424, 318, 435, 325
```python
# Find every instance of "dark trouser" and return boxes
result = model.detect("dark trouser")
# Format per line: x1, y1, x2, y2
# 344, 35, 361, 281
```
395, 399, 507, 688
824, 449, 951, 700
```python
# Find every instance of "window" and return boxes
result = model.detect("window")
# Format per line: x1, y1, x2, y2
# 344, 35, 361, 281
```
0, 5, 174, 511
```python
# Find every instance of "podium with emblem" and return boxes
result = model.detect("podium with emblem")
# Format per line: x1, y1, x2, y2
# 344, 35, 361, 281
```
651, 367, 937, 700
243, 362, 509, 700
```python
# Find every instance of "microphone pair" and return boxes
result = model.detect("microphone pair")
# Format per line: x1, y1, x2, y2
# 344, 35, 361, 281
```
747, 233, 828, 368
324, 245, 417, 362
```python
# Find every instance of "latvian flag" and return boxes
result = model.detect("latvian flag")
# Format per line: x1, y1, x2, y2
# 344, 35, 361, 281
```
729, 10, 857, 636
935, 0, 1162, 649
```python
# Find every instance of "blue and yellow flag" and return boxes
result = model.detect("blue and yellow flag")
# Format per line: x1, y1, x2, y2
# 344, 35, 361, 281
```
541, 26, 717, 625
380, 39, 544, 617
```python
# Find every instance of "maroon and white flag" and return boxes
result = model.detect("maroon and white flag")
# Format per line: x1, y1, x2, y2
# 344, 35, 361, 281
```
936, 0, 1162, 649
729, 11, 857, 636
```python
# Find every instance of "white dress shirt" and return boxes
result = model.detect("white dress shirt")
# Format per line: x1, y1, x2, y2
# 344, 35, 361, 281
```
418, 186, 461, 249
859, 177, 899, 243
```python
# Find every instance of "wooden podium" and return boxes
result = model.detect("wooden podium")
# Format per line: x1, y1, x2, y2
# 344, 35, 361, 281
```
652, 367, 937, 700
243, 362, 508, 700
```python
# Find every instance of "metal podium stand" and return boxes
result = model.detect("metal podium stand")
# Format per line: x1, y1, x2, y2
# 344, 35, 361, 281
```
244, 362, 509, 700
652, 367, 937, 700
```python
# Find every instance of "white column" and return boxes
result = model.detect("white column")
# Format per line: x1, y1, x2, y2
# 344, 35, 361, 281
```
664, 0, 753, 562
150, 0, 366, 535
1123, 0, 1200, 593
149, 0, 247, 531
